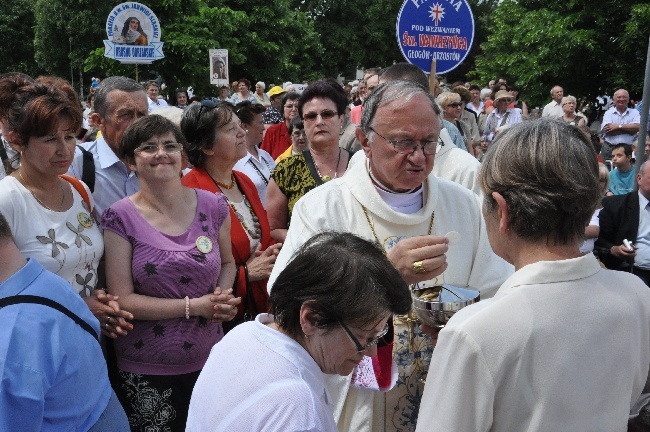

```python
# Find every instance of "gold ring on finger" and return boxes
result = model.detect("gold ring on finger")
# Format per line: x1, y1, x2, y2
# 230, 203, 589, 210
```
412, 260, 426, 274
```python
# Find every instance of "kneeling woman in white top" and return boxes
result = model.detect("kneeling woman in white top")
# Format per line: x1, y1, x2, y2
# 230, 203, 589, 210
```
187, 232, 412, 432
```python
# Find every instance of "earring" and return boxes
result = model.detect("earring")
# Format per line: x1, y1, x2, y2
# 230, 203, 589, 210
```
245, 129, 249, 134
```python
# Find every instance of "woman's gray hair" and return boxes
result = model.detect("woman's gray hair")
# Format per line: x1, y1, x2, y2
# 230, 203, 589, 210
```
479, 119, 600, 246
256, 81, 265, 90
360, 80, 440, 133
436, 91, 461, 108
561, 95, 577, 106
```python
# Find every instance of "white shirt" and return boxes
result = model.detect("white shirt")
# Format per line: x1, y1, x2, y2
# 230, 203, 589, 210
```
416, 254, 650, 432
233, 149, 276, 207
186, 314, 338, 432
0, 176, 104, 296
601, 106, 641, 145
579, 208, 600, 254
635, 192, 650, 269
542, 100, 563, 119
467, 101, 484, 115
147, 97, 168, 113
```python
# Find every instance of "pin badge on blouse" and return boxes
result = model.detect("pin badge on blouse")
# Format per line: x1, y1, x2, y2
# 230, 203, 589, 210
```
196, 236, 213, 254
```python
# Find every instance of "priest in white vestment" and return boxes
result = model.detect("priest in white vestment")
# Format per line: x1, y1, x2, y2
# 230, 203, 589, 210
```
269, 80, 512, 432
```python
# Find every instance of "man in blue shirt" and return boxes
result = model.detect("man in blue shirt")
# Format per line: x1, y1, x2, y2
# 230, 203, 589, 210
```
0, 213, 128, 431
68, 76, 148, 216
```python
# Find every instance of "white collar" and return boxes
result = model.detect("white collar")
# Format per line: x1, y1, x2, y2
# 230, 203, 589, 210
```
254, 314, 331, 405
342, 155, 438, 226
495, 254, 602, 298
96, 136, 123, 169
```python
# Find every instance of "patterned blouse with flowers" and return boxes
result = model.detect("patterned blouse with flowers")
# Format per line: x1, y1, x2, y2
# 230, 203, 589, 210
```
101, 189, 229, 375
0, 176, 103, 296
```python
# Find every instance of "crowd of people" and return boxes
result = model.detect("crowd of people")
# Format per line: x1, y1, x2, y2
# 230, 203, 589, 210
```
0, 64, 650, 432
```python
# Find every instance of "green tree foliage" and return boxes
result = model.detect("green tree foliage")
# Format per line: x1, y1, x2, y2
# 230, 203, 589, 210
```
292, 0, 407, 78
34, 0, 111, 91
0, 0, 41, 76
446, 0, 499, 84
474, 0, 650, 107
82, 0, 322, 97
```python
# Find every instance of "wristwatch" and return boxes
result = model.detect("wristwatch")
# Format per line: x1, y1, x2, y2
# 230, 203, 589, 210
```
618, 124, 622, 129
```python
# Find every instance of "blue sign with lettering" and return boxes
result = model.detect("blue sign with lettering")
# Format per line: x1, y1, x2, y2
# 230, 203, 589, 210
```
104, 2, 164, 64
396, 0, 475, 75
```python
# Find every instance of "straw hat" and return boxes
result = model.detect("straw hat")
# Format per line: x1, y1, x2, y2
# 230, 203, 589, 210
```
493, 90, 512, 102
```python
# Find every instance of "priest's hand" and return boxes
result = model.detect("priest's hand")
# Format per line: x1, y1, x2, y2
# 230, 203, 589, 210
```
387, 235, 449, 285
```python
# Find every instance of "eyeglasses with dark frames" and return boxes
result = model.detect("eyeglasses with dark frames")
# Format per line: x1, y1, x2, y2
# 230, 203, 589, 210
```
339, 320, 390, 353
368, 127, 438, 155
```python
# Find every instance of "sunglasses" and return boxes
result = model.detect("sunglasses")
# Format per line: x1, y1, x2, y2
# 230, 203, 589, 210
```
302, 110, 338, 122
339, 320, 390, 353
447, 103, 462, 108
198, 97, 220, 117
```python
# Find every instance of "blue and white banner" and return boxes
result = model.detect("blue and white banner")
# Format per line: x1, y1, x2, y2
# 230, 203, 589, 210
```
104, 3, 164, 64
396, 0, 475, 75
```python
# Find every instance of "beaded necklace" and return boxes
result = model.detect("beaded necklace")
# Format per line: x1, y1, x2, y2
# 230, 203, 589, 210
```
229, 197, 261, 239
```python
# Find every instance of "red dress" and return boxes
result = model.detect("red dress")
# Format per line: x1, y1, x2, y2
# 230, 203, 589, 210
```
181, 168, 274, 331
260, 121, 291, 160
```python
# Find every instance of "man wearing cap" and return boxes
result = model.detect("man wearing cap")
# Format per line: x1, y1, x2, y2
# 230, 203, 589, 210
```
263, 86, 286, 126
600, 88, 640, 160
145, 80, 168, 113
542, 85, 564, 119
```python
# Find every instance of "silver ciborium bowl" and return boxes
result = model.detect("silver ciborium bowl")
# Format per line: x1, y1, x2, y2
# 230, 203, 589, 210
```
412, 284, 480, 328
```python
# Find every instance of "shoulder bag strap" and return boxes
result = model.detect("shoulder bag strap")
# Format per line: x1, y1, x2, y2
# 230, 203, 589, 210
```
59, 174, 92, 212
343, 149, 354, 170
76, 145, 96, 193
499, 111, 511, 127
301, 150, 324, 186
0, 295, 99, 341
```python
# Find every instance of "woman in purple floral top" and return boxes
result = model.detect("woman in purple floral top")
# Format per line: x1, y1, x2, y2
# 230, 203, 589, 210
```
102, 115, 239, 430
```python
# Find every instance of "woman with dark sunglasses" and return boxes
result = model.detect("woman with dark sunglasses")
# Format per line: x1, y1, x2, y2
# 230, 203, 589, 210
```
266, 80, 353, 242
437, 91, 474, 154
181, 99, 282, 334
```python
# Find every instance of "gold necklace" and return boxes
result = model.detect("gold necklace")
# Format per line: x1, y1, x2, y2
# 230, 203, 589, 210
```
18, 171, 65, 212
361, 204, 434, 250
313, 148, 341, 182
361, 204, 436, 354
213, 172, 236, 190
